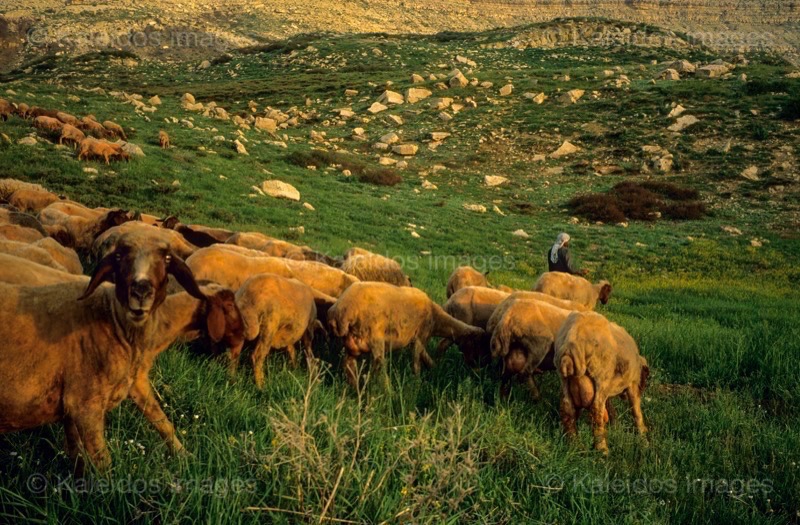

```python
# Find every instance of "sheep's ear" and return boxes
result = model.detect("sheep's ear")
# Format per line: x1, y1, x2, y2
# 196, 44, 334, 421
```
79, 251, 116, 300
160, 216, 179, 229
167, 253, 206, 301
206, 300, 226, 343
639, 359, 650, 392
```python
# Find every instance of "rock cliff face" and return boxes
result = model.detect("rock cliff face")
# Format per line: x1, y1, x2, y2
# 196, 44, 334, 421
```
1, 0, 798, 70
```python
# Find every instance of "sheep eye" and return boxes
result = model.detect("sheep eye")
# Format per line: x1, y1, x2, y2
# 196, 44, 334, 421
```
165, 255, 172, 264
114, 253, 121, 261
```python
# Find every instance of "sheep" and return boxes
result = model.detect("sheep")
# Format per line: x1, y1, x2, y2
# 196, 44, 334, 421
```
59, 123, 86, 148
39, 202, 132, 252
0, 224, 44, 243
0, 233, 244, 473
487, 297, 575, 400
0, 253, 86, 285
165, 222, 235, 247
340, 251, 411, 286
187, 245, 359, 298
555, 311, 649, 454
15, 102, 30, 118
533, 272, 612, 310
446, 266, 490, 298
80, 116, 106, 138
327, 282, 485, 388
0, 240, 74, 274
102, 120, 127, 140
93, 221, 198, 261
8, 188, 61, 213
226, 232, 339, 266
0, 98, 12, 121
33, 237, 83, 274
56, 111, 80, 127
159, 130, 170, 149
436, 286, 510, 365
33, 115, 64, 134
77, 137, 131, 164
28, 107, 60, 119
230, 273, 335, 388
1, 207, 49, 236
0, 178, 48, 201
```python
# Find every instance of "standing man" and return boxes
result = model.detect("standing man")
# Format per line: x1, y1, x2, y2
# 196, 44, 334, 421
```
548, 232, 589, 276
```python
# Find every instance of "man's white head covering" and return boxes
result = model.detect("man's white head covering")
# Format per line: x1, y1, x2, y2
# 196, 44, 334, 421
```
550, 232, 570, 264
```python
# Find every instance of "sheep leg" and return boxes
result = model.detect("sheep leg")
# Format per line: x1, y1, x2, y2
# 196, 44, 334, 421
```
434, 337, 453, 354
63, 418, 87, 475
524, 374, 541, 401
369, 339, 391, 389
251, 337, 273, 390
627, 386, 648, 435
287, 343, 298, 368
72, 411, 111, 473
343, 354, 359, 389
128, 377, 184, 454
559, 380, 578, 439
590, 394, 610, 455
228, 341, 244, 378
301, 330, 316, 367
415, 339, 435, 370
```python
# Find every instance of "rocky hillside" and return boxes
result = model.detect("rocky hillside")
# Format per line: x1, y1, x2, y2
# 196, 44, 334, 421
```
1, 0, 799, 71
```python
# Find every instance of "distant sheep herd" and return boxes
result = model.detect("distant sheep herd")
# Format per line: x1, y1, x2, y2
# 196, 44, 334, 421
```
0, 171, 648, 472
1, 97, 168, 163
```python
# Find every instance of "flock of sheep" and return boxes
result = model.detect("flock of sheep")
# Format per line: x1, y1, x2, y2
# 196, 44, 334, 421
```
0, 166, 648, 473
0, 97, 170, 163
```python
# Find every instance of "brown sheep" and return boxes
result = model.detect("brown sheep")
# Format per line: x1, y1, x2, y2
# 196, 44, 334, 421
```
0, 98, 12, 121
327, 282, 485, 388
39, 203, 132, 252
56, 111, 80, 126
159, 130, 170, 149
0, 178, 48, 200
77, 137, 131, 164
533, 272, 612, 310
226, 232, 339, 266
555, 311, 649, 454
488, 297, 574, 400
79, 116, 107, 138
168, 222, 235, 247
0, 233, 244, 473
33, 237, 83, 274
230, 273, 335, 388
0, 224, 44, 243
0, 253, 86, 285
15, 102, 30, 119
187, 245, 359, 298
340, 251, 411, 286
28, 107, 60, 119
93, 221, 198, 262
59, 123, 86, 148
0, 241, 73, 274
446, 266, 490, 298
103, 120, 127, 140
8, 188, 61, 213
1, 206, 49, 234
436, 286, 510, 365
33, 115, 64, 134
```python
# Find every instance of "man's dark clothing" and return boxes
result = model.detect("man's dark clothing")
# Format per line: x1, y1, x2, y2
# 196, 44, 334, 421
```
548, 247, 581, 274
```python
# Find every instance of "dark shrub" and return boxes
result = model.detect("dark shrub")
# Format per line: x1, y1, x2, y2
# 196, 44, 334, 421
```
663, 201, 707, 220
567, 193, 626, 223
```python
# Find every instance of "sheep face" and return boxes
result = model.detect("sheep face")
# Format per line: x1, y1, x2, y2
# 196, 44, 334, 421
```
205, 288, 245, 348
598, 282, 612, 305
80, 235, 206, 325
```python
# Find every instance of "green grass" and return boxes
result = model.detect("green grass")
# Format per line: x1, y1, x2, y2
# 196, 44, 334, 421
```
1, 22, 800, 524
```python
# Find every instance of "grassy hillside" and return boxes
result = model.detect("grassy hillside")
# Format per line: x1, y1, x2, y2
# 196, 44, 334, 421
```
1, 27, 799, 524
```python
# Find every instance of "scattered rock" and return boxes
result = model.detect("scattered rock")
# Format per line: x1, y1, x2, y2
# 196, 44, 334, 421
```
549, 140, 579, 159
367, 102, 388, 114
484, 175, 509, 187
198, 60, 211, 70
430, 97, 453, 110
303, 202, 315, 211
344, 89, 359, 97
560, 89, 585, 104
741, 166, 760, 181
449, 69, 469, 88
721, 225, 743, 236
657, 68, 681, 80
234, 139, 248, 155
17, 136, 37, 146
512, 229, 530, 238
255, 117, 277, 132
411, 73, 425, 83
750, 238, 763, 247
668, 104, 686, 118
463, 203, 487, 213
148, 95, 161, 106
117, 141, 145, 158
421, 180, 438, 190
438, 112, 453, 122
377, 90, 404, 105
181, 93, 196, 104
670, 60, 696, 74
697, 64, 730, 78
83, 167, 98, 174
387, 115, 404, 125
379, 156, 397, 165
392, 143, 419, 156
455, 55, 477, 68
499, 84, 513, 96
430, 132, 451, 141
405, 87, 432, 104
380, 132, 400, 144
261, 180, 300, 201
410, 231, 421, 238
668, 115, 699, 132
